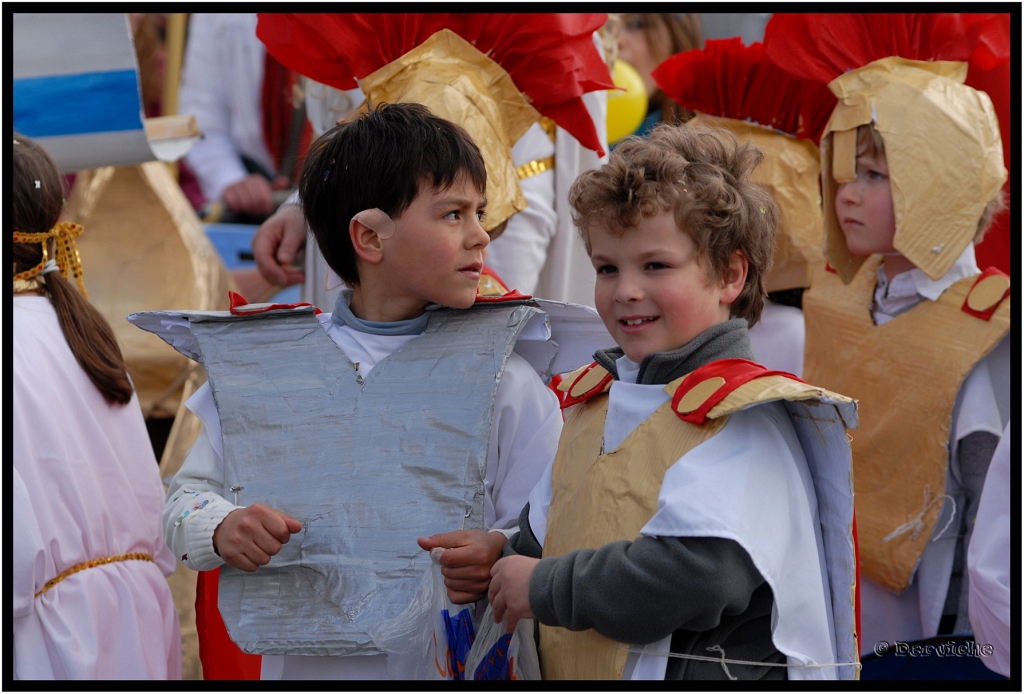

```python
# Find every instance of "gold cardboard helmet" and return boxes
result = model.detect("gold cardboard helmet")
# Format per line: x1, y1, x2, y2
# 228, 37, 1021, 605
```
691, 114, 824, 292
821, 57, 1006, 283
356, 29, 541, 237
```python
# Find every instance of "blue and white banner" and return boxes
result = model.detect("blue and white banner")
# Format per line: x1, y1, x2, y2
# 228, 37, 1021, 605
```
14, 13, 190, 171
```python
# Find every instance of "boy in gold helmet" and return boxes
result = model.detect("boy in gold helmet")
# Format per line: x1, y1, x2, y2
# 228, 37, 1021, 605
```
802, 56, 1010, 654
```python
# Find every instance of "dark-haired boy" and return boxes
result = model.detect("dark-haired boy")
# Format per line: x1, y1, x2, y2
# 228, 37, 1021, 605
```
487, 123, 860, 680
155, 103, 565, 679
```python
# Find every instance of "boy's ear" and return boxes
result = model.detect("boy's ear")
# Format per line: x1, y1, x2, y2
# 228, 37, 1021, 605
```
349, 218, 385, 265
720, 250, 749, 305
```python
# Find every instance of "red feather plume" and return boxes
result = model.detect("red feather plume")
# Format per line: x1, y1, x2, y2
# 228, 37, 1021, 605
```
762, 13, 1012, 274
652, 38, 838, 144
256, 13, 615, 155
761, 13, 1010, 84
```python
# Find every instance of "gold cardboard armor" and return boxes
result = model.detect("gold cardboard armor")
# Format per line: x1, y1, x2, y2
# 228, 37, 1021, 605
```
802, 259, 1009, 593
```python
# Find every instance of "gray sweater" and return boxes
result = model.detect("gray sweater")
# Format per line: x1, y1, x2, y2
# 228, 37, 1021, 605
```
507, 320, 787, 680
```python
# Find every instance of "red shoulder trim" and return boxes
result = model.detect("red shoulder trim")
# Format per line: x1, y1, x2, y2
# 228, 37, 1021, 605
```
475, 265, 533, 303
558, 362, 613, 409
671, 358, 805, 425
961, 267, 1010, 321
228, 291, 322, 316
475, 289, 533, 303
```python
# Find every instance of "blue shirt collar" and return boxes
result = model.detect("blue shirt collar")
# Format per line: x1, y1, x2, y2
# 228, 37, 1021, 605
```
329, 289, 430, 336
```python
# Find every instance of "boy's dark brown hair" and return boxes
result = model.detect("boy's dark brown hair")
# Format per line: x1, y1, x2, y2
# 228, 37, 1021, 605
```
299, 102, 487, 287
569, 123, 778, 325
13, 134, 134, 405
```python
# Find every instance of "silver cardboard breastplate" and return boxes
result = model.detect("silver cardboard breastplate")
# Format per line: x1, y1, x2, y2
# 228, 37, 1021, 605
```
189, 302, 540, 655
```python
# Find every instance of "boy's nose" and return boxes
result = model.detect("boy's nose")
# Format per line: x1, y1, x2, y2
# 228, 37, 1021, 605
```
836, 181, 860, 205
467, 216, 490, 249
613, 273, 644, 302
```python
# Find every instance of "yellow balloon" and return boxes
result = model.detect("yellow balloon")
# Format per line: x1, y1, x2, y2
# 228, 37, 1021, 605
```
606, 60, 649, 144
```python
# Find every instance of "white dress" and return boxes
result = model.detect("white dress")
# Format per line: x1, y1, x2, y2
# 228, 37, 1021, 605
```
13, 296, 181, 680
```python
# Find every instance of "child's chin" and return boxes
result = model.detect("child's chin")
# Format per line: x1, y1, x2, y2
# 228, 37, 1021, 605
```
435, 291, 478, 310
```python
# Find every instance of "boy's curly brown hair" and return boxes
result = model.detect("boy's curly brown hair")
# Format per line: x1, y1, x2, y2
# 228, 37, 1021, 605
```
569, 123, 778, 325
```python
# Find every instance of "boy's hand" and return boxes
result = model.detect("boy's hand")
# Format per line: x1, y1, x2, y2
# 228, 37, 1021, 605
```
213, 503, 303, 572
417, 530, 507, 604
489, 555, 539, 634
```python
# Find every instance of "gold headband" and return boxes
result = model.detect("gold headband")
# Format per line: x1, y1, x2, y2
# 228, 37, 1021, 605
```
13, 221, 89, 299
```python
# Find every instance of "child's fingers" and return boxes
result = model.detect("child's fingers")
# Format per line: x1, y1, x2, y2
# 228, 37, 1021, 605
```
440, 559, 491, 580
504, 614, 520, 635
243, 544, 272, 568
229, 554, 260, 572
282, 514, 303, 534
446, 587, 487, 605
490, 588, 506, 625
251, 530, 284, 558
442, 575, 489, 595
255, 507, 299, 543
418, 529, 475, 551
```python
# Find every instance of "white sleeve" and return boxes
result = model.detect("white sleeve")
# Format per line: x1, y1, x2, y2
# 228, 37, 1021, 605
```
967, 423, 1011, 677
949, 336, 1008, 482
179, 14, 260, 201
484, 353, 563, 531
484, 123, 557, 295
163, 434, 238, 572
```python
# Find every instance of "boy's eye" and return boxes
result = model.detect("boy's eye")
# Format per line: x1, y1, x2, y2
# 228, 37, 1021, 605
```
476, 210, 485, 222
443, 210, 459, 220
645, 261, 668, 271
596, 264, 618, 275
867, 169, 887, 180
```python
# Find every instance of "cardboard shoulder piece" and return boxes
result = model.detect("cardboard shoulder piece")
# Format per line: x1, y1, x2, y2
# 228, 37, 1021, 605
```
130, 295, 613, 390
652, 37, 837, 292
256, 13, 613, 236
541, 358, 858, 680
820, 57, 1006, 283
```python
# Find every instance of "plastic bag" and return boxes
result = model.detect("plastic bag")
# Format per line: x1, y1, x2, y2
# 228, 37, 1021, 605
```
464, 602, 541, 680
368, 547, 477, 680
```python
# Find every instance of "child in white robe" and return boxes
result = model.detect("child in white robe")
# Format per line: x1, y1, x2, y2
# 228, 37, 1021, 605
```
13, 134, 182, 680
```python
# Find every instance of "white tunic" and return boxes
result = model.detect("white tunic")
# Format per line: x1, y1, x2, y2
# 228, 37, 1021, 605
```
13, 297, 181, 680
967, 422, 1011, 677
164, 311, 562, 679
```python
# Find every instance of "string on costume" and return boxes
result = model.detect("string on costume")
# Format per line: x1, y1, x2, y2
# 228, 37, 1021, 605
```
882, 484, 957, 544
615, 643, 862, 680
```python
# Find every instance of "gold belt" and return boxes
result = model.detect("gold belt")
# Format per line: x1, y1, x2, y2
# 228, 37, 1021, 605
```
35, 552, 155, 597
516, 155, 555, 180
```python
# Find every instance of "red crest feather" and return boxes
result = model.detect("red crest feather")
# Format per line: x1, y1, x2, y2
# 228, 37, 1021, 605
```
652, 38, 838, 144
256, 13, 615, 155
